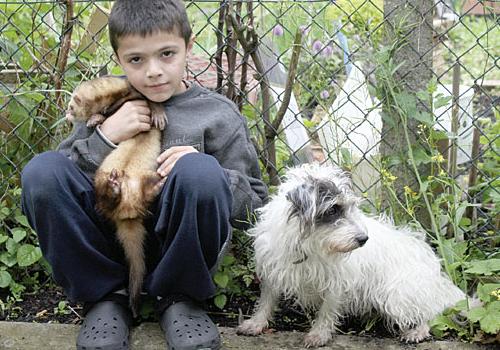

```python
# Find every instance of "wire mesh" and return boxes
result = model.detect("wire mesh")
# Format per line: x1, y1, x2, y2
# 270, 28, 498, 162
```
0, 0, 498, 259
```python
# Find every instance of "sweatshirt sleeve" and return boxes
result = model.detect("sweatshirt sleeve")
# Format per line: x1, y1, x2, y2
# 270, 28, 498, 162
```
56, 122, 117, 177
211, 115, 268, 230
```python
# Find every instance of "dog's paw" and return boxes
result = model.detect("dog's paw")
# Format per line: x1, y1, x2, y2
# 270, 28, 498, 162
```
304, 330, 330, 348
400, 324, 430, 343
237, 319, 267, 336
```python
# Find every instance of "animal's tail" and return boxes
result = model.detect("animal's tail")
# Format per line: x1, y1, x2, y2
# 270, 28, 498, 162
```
115, 219, 147, 318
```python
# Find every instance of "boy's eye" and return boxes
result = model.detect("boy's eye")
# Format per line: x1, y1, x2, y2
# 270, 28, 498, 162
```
129, 57, 142, 64
161, 51, 174, 58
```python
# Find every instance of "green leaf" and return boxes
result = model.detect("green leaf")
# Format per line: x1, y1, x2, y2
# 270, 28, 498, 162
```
303, 119, 318, 129
464, 259, 500, 276
110, 65, 124, 75
214, 294, 227, 309
410, 111, 434, 126
6, 238, 18, 254
434, 93, 452, 109
477, 283, 500, 303
411, 147, 432, 166
386, 155, 403, 166
243, 274, 254, 287
0, 234, 8, 244
430, 314, 460, 338
430, 129, 449, 141
416, 90, 430, 103
12, 228, 27, 243
0, 206, 10, 219
480, 302, 500, 334
222, 255, 236, 266
427, 77, 438, 94
467, 306, 487, 323
459, 217, 471, 227
16, 244, 42, 267
0, 270, 12, 288
214, 272, 229, 288
15, 215, 30, 228
380, 111, 396, 128
0, 252, 17, 267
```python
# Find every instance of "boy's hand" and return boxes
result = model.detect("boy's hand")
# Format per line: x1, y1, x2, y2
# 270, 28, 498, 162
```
157, 146, 198, 177
99, 100, 152, 144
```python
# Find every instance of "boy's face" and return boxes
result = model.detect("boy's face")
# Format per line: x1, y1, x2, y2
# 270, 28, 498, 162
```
115, 30, 193, 103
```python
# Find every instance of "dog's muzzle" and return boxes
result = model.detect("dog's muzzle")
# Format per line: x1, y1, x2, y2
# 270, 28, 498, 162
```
355, 234, 369, 247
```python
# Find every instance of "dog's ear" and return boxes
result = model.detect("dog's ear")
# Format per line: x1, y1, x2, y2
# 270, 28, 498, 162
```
317, 181, 340, 203
286, 183, 315, 237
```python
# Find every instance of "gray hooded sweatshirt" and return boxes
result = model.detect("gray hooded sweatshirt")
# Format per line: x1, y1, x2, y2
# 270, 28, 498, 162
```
57, 83, 268, 229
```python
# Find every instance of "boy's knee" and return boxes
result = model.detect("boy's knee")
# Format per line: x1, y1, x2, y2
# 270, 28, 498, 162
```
21, 151, 72, 193
173, 153, 230, 197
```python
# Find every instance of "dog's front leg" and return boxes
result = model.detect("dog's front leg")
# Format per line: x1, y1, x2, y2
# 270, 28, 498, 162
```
237, 281, 279, 336
304, 298, 341, 348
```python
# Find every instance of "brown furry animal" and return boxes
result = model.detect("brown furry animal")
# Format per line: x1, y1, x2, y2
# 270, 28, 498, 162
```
66, 75, 165, 129
67, 76, 166, 317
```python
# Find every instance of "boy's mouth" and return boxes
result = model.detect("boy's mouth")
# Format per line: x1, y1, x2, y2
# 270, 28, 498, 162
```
147, 83, 168, 90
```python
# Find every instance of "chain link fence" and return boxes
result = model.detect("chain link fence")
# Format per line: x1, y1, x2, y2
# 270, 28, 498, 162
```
1, 1, 498, 276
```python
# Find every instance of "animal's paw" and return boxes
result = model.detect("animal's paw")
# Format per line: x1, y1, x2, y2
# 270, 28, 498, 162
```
304, 329, 330, 348
108, 169, 123, 199
86, 114, 106, 127
400, 324, 430, 343
236, 319, 267, 336
143, 173, 166, 201
150, 103, 167, 130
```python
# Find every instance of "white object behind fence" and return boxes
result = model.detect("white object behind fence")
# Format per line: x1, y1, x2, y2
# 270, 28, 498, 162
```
434, 84, 475, 165
317, 63, 475, 196
317, 62, 382, 195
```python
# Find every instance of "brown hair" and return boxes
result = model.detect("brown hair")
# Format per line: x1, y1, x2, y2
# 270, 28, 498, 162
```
108, 0, 192, 52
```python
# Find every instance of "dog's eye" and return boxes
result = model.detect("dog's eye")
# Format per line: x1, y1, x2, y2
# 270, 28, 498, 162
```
318, 205, 342, 223
326, 205, 340, 216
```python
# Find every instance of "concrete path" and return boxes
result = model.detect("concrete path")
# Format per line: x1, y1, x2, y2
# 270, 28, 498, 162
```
0, 321, 493, 350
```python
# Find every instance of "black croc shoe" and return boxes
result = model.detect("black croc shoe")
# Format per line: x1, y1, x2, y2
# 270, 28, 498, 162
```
76, 300, 132, 350
159, 299, 221, 350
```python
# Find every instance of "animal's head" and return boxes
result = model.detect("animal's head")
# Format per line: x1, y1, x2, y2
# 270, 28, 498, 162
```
284, 164, 368, 254
66, 92, 87, 122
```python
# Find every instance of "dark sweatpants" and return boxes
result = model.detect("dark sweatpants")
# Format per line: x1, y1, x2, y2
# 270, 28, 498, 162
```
21, 151, 232, 303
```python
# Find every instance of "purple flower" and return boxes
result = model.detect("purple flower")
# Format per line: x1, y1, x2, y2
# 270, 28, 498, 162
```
312, 40, 323, 54
299, 25, 311, 36
321, 45, 334, 57
320, 90, 330, 99
272, 24, 284, 36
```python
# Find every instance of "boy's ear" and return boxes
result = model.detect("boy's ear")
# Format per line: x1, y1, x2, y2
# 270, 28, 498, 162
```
187, 34, 196, 54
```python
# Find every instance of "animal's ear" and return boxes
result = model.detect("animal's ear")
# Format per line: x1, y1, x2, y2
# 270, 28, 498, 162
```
286, 183, 315, 236
317, 180, 340, 202
73, 94, 82, 105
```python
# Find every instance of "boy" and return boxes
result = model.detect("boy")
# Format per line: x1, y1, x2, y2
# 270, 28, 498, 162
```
20, 0, 267, 349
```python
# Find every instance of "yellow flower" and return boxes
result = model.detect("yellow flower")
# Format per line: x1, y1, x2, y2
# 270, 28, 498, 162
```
431, 154, 445, 163
491, 289, 500, 301
381, 169, 398, 184
404, 186, 417, 197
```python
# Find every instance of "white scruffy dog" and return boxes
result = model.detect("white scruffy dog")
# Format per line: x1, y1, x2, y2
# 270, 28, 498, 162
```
237, 164, 465, 347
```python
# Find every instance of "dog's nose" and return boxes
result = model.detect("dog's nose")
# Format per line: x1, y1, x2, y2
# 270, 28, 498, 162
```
356, 235, 369, 246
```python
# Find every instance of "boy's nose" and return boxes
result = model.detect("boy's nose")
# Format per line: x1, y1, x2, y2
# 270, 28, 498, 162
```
146, 61, 163, 78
